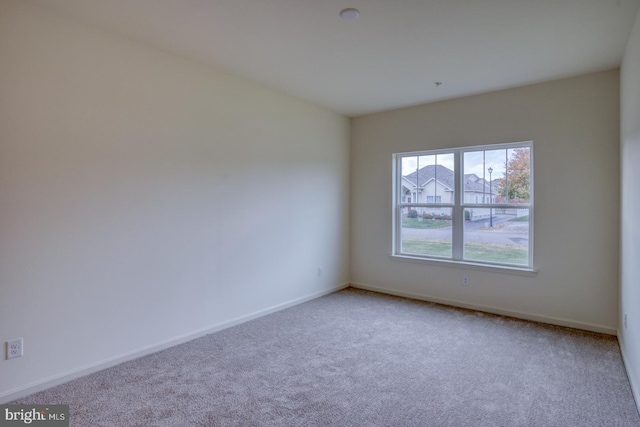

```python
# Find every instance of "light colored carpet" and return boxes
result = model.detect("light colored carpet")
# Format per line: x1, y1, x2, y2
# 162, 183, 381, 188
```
12, 288, 640, 426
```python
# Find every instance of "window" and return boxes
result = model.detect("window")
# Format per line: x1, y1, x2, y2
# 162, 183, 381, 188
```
393, 141, 533, 269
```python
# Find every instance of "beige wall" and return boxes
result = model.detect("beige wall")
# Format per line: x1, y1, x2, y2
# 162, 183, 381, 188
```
0, 0, 349, 400
351, 70, 620, 333
0, 0, 633, 407
620, 5, 640, 409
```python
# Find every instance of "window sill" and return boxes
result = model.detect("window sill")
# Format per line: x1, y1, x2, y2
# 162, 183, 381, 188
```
389, 254, 537, 277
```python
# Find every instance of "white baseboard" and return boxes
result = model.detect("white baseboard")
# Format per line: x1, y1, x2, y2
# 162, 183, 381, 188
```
0, 283, 349, 404
350, 282, 617, 335
618, 332, 640, 418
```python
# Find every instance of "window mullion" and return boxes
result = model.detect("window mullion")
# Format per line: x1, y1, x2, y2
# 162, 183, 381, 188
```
452, 151, 463, 260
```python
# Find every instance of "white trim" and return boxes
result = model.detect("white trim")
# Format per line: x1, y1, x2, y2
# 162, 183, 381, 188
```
452, 152, 463, 259
399, 203, 455, 209
0, 283, 349, 404
394, 141, 533, 269
423, 177, 453, 192
350, 282, 615, 335
401, 176, 419, 188
392, 155, 400, 256
618, 332, 640, 418
389, 253, 536, 276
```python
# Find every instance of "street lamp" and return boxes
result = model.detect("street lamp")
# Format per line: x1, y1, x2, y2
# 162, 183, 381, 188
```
488, 167, 493, 228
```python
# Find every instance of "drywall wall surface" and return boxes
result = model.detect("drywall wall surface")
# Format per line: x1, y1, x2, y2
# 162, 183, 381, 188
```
351, 70, 620, 333
620, 5, 640, 410
0, 0, 349, 399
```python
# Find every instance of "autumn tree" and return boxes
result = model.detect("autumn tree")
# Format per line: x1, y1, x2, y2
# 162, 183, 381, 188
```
496, 148, 530, 203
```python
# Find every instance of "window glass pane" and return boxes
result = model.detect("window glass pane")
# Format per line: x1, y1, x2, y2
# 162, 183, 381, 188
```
401, 207, 452, 258
500, 147, 531, 204
400, 153, 454, 204
463, 208, 530, 265
463, 149, 505, 205
394, 142, 532, 269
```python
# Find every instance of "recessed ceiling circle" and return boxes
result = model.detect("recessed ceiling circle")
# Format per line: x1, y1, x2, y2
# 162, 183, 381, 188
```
340, 8, 360, 21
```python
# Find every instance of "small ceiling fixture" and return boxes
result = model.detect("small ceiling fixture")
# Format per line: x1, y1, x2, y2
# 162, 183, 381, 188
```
340, 8, 360, 21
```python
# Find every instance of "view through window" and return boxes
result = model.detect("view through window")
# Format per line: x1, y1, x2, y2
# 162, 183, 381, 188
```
393, 142, 533, 268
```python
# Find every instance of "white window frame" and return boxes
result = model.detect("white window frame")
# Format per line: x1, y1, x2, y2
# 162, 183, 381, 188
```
392, 141, 534, 272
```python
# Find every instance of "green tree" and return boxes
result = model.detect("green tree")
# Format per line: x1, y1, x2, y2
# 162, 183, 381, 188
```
496, 148, 530, 203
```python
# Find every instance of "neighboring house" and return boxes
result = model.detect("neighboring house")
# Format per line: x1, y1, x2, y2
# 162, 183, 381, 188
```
402, 165, 529, 221
402, 164, 496, 205
401, 164, 498, 221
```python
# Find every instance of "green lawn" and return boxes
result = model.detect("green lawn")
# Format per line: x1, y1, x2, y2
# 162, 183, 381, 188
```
401, 238, 528, 265
509, 215, 529, 222
402, 218, 452, 229
401, 238, 452, 257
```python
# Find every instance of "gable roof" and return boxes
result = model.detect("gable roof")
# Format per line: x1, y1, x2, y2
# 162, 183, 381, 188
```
403, 165, 495, 194
463, 173, 493, 194
404, 164, 455, 190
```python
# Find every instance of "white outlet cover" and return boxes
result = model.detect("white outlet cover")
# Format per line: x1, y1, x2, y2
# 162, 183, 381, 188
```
7, 338, 23, 359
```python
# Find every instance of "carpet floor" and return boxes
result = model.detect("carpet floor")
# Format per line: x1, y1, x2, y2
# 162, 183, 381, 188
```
12, 288, 640, 426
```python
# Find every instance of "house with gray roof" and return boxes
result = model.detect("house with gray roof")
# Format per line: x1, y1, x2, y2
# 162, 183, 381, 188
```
401, 164, 500, 221
401, 164, 496, 205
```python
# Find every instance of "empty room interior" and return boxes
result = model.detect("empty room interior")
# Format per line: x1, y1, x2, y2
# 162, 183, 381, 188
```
2, 0, 640, 425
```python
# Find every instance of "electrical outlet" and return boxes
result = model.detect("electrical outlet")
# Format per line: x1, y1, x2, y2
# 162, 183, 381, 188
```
317, 267, 323, 277
462, 276, 470, 286
7, 338, 23, 360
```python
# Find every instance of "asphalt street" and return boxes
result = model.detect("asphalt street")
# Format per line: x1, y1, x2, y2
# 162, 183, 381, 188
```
402, 216, 528, 246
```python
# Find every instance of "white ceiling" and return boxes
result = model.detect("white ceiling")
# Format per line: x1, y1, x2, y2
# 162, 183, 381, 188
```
26, 0, 640, 117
